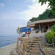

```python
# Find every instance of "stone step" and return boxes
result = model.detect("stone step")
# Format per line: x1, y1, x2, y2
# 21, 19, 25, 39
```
28, 42, 41, 45
33, 40, 42, 42
24, 49, 41, 53
23, 41, 42, 44
22, 38, 42, 41
33, 41, 42, 43
33, 37, 42, 38
33, 38, 42, 41
26, 52, 40, 55
26, 47, 40, 50
22, 38, 42, 43
27, 45, 39, 47
24, 49, 40, 51
22, 41, 33, 43
22, 37, 42, 40
24, 45, 41, 50
27, 50, 41, 53
22, 42, 42, 46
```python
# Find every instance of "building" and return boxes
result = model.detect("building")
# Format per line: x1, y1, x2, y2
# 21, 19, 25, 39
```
27, 19, 55, 33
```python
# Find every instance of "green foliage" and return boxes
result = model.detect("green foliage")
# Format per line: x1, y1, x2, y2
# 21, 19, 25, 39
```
38, 9, 55, 18
45, 30, 54, 44
30, 17, 37, 22
51, 25, 55, 32
45, 25, 55, 44
17, 27, 20, 34
39, 0, 55, 14
38, 9, 50, 18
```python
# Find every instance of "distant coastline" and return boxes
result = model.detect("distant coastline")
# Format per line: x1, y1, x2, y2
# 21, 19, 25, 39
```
0, 42, 16, 48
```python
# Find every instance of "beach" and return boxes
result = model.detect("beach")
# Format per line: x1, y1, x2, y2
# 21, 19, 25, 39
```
0, 43, 17, 55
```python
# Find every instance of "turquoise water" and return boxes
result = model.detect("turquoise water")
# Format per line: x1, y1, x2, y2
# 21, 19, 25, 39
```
0, 36, 18, 48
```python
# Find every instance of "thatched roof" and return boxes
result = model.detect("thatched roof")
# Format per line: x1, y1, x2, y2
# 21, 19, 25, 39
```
27, 19, 55, 26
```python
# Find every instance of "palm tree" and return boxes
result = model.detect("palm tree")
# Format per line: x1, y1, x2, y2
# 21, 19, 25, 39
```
17, 27, 20, 34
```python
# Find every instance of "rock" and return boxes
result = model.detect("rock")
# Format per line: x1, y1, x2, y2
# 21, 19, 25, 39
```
10, 48, 18, 55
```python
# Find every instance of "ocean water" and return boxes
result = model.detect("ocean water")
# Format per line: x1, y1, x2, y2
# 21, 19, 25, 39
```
0, 36, 18, 48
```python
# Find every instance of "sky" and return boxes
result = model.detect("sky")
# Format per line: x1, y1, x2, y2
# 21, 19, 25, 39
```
0, 0, 49, 36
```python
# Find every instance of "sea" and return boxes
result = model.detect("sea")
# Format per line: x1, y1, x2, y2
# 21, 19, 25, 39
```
0, 36, 18, 48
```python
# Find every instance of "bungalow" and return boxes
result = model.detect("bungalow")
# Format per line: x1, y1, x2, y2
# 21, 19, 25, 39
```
27, 19, 55, 33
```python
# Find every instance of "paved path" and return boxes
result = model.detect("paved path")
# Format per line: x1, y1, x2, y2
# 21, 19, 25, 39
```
0, 43, 16, 55
43, 47, 55, 55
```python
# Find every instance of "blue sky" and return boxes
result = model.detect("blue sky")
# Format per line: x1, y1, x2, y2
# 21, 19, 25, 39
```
0, 0, 48, 36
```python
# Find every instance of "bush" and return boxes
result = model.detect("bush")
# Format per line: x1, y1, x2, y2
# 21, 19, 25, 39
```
51, 25, 55, 43
51, 25, 55, 32
45, 30, 54, 44
45, 24, 55, 44
30, 17, 37, 22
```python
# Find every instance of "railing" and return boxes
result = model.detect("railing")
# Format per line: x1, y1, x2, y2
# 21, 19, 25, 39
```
38, 41, 45, 55
46, 43, 55, 47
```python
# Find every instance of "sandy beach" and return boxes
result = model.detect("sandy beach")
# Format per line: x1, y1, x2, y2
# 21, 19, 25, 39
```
0, 43, 17, 55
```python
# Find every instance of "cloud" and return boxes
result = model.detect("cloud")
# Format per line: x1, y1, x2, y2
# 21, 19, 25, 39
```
25, 0, 38, 3
0, 3, 4, 7
32, 0, 37, 3
21, 2, 49, 20
0, 9, 28, 22
0, 10, 27, 26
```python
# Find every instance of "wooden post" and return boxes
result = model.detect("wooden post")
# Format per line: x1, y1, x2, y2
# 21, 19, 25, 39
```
39, 24, 41, 30
28, 32, 29, 38
21, 32, 22, 37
